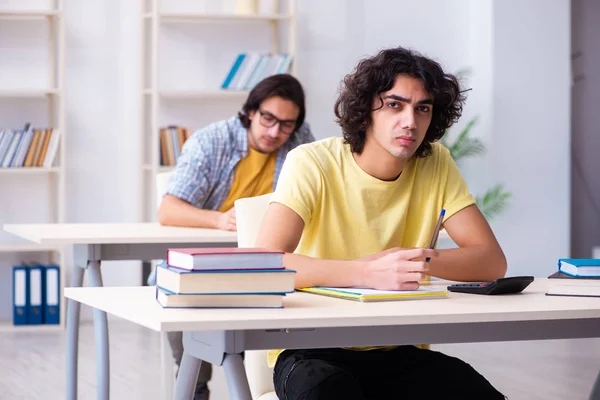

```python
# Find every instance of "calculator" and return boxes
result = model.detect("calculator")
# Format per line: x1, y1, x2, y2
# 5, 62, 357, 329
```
447, 276, 535, 295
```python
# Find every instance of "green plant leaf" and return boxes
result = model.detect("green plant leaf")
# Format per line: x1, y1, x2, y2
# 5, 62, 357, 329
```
476, 184, 512, 221
443, 117, 486, 163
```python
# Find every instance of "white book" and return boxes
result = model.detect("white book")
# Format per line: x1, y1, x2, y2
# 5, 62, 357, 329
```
43, 129, 61, 168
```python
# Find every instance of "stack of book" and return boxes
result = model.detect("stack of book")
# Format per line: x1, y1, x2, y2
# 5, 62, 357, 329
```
155, 247, 295, 308
547, 258, 600, 297
159, 125, 190, 166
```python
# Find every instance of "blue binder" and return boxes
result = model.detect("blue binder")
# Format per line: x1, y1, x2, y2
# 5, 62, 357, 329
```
44, 264, 60, 324
27, 264, 44, 325
12, 265, 29, 325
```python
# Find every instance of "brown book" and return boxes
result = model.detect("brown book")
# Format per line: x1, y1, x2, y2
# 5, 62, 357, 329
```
176, 126, 185, 152
24, 129, 41, 167
159, 128, 168, 166
164, 128, 175, 166
37, 129, 53, 167
31, 129, 46, 168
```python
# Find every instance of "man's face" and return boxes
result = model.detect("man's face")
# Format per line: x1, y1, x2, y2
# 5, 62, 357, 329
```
367, 74, 433, 160
247, 96, 300, 154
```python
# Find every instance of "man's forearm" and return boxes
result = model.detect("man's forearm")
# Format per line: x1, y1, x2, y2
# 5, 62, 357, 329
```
428, 245, 507, 282
284, 253, 363, 288
158, 197, 221, 229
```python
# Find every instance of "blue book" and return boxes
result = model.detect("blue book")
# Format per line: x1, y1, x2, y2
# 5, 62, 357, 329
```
221, 53, 246, 89
156, 263, 295, 294
558, 258, 600, 278
44, 265, 60, 324
12, 265, 29, 325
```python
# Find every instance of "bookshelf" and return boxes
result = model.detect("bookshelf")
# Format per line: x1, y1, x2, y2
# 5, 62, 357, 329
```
0, 3, 66, 331
139, 0, 297, 222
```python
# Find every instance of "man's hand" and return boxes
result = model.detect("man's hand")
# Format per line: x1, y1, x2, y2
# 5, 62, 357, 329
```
217, 208, 237, 231
359, 248, 438, 291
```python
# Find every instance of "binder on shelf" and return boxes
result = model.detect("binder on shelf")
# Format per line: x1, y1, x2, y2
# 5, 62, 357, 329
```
44, 264, 60, 324
12, 265, 29, 325
27, 264, 44, 325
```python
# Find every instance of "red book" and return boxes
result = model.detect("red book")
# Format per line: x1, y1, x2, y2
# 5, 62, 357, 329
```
166, 247, 284, 271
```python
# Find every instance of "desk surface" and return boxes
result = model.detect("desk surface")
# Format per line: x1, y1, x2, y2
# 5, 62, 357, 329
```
3, 222, 238, 245
64, 279, 600, 332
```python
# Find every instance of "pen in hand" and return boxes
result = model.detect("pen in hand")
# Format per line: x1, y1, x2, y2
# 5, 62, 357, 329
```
426, 209, 446, 263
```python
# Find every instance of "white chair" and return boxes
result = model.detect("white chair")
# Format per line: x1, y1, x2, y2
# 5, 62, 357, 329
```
155, 171, 177, 399
234, 193, 279, 400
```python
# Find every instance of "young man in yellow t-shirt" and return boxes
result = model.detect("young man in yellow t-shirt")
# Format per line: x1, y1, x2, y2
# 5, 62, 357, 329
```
256, 47, 507, 400
156, 74, 314, 400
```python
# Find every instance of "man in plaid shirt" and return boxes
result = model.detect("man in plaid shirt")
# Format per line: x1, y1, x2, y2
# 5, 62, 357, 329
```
157, 74, 314, 400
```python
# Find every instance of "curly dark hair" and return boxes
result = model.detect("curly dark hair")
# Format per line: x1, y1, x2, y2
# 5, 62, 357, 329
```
334, 46, 467, 157
238, 74, 306, 134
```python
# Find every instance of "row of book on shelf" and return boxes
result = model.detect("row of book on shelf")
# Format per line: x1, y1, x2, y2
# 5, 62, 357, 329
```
0, 124, 60, 168
221, 53, 293, 91
12, 263, 60, 325
546, 258, 600, 297
154, 247, 448, 309
160, 125, 191, 167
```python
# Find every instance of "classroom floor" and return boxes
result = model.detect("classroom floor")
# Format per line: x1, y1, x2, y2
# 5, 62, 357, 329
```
1, 320, 599, 399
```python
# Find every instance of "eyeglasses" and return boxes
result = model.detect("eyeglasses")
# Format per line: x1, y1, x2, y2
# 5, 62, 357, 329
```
257, 109, 297, 134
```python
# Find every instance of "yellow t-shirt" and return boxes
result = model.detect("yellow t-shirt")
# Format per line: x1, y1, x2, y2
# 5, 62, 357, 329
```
218, 147, 277, 212
267, 137, 475, 367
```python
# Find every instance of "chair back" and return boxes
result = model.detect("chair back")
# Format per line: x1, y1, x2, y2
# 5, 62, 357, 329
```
234, 193, 278, 399
156, 171, 173, 211
234, 193, 272, 247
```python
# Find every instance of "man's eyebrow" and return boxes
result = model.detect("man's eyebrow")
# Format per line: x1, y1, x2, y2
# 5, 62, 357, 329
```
383, 94, 434, 105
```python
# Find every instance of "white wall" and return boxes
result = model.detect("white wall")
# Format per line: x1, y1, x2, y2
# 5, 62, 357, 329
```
489, 0, 571, 277
0, 0, 572, 321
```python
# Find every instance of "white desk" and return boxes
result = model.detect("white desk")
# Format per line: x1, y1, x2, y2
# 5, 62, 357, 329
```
64, 279, 600, 400
3, 222, 238, 400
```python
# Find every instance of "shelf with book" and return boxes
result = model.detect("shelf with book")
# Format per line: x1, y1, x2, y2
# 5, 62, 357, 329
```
0, 1, 67, 331
140, 0, 297, 220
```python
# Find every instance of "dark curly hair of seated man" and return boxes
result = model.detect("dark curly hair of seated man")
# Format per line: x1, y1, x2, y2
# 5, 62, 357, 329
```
334, 46, 467, 158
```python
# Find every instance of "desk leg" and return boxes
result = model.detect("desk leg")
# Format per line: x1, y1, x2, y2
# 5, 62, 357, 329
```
589, 369, 600, 400
66, 265, 85, 400
173, 351, 202, 400
87, 261, 110, 400
223, 353, 252, 400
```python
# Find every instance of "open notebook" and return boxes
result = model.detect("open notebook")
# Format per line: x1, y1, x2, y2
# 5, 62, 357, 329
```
298, 286, 448, 302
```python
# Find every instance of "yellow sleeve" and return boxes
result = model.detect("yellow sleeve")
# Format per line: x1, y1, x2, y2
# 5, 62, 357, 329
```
440, 146, 476, 221
271, 146, 322, 225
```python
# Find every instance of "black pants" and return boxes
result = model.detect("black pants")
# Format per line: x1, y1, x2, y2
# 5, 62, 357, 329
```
273, 346, 506, 400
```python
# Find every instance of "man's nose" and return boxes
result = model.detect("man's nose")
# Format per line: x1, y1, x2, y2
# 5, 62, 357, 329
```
401, 110, 417, 130
267, 124, 280, 136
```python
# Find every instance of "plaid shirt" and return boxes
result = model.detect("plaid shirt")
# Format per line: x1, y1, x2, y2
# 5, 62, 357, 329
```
166, 115, 315, 209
